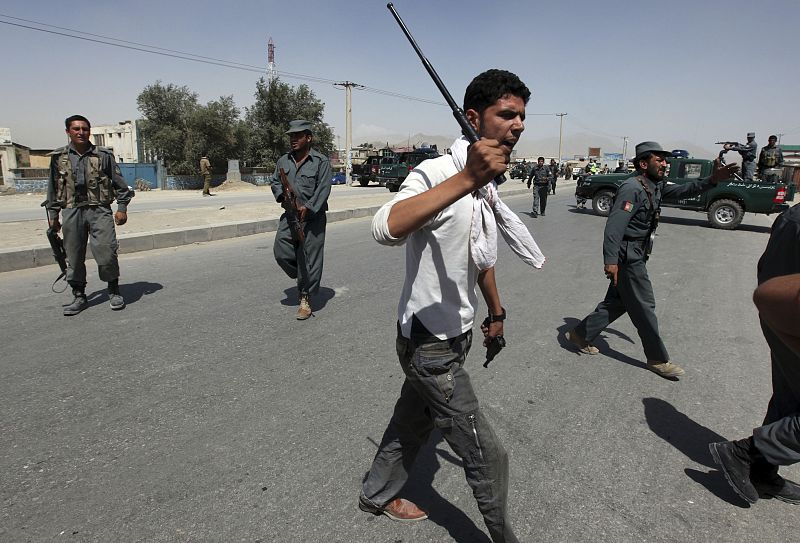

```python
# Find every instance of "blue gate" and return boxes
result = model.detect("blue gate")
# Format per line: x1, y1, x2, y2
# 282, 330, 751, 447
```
119, 163, 158, 189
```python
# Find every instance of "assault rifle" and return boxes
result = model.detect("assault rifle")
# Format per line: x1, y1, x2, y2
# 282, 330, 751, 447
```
41, 200, 68, 292
278, 168, 305, 244
387, 2, 506, 186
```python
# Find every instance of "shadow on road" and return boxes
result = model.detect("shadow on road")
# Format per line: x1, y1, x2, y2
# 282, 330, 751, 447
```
557, 318, 644, 371
642, 397, 750, 508
281, 286, 336, 311
657, 214, 771, 234
85, 281, 164, 308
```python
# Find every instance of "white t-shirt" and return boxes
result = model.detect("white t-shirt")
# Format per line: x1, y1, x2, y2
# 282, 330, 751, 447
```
371, 155, 479, 340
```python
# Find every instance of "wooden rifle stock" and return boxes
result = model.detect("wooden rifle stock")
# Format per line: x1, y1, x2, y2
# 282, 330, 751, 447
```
279, 168, 305, 244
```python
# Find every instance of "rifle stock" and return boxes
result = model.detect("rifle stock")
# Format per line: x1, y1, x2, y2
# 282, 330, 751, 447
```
41, 200, 68, 291
279, 168, 305, 244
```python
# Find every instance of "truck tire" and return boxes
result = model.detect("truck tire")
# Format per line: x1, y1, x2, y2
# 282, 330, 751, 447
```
707, 199, 744, 230
387, 182, 399, 193
592, 190, 614, 217
359, 177, 369, 187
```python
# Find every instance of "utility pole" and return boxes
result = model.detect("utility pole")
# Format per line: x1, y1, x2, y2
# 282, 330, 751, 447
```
334, 81, 364, 184
621, 136, 629, 162
777, 133, 785, 144
556, 113, 567, 162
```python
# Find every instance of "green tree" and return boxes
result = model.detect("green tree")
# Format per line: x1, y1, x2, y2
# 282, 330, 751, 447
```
136, 82, 198, 173
244, 78, 334, 172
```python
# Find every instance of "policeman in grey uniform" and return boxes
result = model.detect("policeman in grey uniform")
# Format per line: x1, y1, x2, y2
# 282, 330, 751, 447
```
758, 135, 785, 183
710, 202, 800, 505
45, 115, 134, 316
526, 156, 553, 216
270, 120, 332, 320
567, 142, 737, 378
725, 132, 758, 181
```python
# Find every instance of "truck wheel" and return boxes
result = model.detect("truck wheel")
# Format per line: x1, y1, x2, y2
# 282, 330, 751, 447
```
387, 183, 399, 193
359, 177, 369, 187
592, 190, 614, 217
707, 199, 744, 230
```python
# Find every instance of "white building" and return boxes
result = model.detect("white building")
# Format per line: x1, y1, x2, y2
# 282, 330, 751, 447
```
90, 120, 148, 163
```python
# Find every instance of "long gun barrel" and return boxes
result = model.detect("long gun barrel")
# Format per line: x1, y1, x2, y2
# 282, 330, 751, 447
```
386, 2, 505, 185
278, 168, 305, 244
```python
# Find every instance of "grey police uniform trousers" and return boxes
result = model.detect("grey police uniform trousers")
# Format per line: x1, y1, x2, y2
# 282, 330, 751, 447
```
532, 185, 549, 214
752, 321, 800, 467
574, 240, 670, 362
61, 206, 120, 287
741, 160, 756, 182
361, 324, 518, 543
273, 211, 326, 295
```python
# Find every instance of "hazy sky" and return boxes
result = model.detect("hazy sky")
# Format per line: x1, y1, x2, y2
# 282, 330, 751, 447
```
1, 0, 798, 157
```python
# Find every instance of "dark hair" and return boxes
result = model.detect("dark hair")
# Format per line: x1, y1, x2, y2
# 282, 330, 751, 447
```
201, 150, 208, 157
65, 115, 90, 129
463, 69, 531, 115
769, 135, 778, 140
537, 156, 545, 161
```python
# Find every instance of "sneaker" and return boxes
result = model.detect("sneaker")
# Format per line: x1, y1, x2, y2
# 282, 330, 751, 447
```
709, 440, 759, 504
566, 329, 599, 355
359, 495, 427, 523
63, 293, 88, 316
109, 293, 126, 310
646, 360, 685, 378
752, 473, 800, 504
296, 292, 312, 320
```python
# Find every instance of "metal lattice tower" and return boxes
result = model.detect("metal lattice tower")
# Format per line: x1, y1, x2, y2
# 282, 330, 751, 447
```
267, 37, 276, 83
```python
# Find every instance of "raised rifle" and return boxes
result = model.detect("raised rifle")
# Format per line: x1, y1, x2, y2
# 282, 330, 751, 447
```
278, 168, 305, 244
387, 2, 505, 186
40, 200, 68, 292
713, 142, 745, 181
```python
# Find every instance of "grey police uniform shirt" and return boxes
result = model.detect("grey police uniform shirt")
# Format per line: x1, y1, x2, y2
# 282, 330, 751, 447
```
46, 143, 134, 220
731, 140, 758, 162
602, 174, 714, 265
527, 164, 553, 186
757, 203, 800, 284
270, 148, 332, 215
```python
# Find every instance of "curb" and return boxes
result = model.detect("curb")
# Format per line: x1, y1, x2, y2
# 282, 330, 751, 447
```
0, 184, 546, 274
0, 205, 385, 274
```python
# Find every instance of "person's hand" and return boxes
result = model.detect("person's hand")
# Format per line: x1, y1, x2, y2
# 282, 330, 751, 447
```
709, 158, 739, 185
480, 319, 504, 346
723, 143, 733, 151
297, 205, 308, 222
114, 211, 127, 226
463, 138, 510, 189
604, 264, 619, 287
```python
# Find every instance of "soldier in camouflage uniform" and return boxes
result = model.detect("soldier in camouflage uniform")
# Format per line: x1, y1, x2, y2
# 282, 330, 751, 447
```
567, 142, 737, 379
45, 115, 134, 316
758, 135, 785, 183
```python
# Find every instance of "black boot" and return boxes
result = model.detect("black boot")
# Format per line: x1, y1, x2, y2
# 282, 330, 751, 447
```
108, 279, 125, 310
709, 438, 759, 504
751, 459, 800, 504
64, 288, 88, 316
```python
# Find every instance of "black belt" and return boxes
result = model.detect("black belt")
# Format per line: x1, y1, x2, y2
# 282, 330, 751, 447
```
623, 235, 647, 241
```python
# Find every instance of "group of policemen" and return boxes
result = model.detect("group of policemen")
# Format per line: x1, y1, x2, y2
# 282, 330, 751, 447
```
44, 107, 800, 541
725, 131, 785, 182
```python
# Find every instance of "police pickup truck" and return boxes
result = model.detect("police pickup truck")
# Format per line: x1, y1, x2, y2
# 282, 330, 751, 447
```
379, 147, 440, 192
575, 155, 794, 230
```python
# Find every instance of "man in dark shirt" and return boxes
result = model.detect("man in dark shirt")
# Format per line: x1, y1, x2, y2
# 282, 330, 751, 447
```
710, 203, 800, 505
527, 156, 553, 217
270, 120, 332, 320
566, 141, 736, 379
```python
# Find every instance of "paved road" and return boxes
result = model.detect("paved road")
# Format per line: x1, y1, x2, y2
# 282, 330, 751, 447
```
1, 190, 796, 542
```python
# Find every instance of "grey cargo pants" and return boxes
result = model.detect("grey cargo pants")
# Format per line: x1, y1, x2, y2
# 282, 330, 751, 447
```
273, 211, 326, 295
575, 240, 670, 362
361, 323, 518, 543
61, 206, 120, 288
752, 321, 800, 467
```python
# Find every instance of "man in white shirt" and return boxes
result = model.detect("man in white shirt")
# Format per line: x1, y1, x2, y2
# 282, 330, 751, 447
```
359, 69, 535, 543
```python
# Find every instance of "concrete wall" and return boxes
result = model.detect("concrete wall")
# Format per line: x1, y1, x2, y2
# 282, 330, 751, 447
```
91, 120, 141, 163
